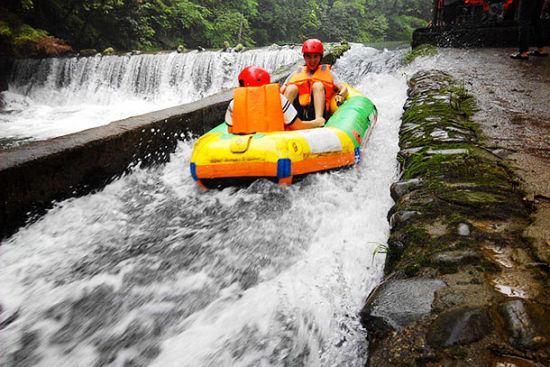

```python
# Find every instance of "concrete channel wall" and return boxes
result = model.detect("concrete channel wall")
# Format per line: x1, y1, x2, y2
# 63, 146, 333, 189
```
0, 90, 231, 239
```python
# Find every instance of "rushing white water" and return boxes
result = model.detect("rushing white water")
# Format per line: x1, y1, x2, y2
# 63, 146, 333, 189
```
0, 44, 415, 366
0, 46, 301, 146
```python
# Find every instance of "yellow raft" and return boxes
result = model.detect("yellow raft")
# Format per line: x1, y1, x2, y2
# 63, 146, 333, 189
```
189, 85, 377, 188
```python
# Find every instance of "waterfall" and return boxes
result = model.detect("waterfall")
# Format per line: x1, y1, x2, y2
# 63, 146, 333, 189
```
1, 46, 301, 145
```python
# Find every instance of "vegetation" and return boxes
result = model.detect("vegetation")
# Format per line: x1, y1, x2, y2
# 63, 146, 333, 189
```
1, 0, 432, 56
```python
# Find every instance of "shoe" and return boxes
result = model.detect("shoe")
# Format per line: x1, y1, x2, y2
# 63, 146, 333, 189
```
529, 50, 549, 57
510, 53, 529, 60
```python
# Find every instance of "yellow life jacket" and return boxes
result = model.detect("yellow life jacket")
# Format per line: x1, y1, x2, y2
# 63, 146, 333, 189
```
231, 83, 285, 134
287, 64, 335, 110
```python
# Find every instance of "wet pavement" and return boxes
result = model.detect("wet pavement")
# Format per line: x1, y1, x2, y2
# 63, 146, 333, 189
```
437, 48, 550, 264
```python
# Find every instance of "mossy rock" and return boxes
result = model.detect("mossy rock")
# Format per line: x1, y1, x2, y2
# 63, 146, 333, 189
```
438, 190, 508, 207
404, 44, 438, 64
322, 42, 351, 65
0, 18, 71, 57
234, 43, 244, 52
102, 47, 115, 55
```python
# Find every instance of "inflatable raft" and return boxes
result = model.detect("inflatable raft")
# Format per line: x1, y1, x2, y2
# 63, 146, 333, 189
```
189, 85, 377, 188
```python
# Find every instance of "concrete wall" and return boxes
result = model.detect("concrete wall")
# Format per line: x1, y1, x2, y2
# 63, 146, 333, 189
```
0, 90, 232, 239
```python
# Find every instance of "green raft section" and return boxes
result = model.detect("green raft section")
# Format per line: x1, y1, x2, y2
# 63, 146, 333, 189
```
326, 95, 377, 147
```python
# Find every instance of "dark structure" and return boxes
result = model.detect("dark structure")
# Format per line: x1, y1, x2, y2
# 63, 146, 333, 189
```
413, 0, 550, 47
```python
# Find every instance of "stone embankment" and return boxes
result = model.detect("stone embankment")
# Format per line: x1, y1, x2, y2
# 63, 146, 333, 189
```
362, 71, 549, 366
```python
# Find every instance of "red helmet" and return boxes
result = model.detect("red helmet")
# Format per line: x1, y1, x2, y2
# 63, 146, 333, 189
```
238, 66, 271, 87
302, 39, 324, 55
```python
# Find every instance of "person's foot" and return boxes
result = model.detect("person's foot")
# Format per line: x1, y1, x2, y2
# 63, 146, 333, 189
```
529, 49, 549, 57
510, 52, 529, 60
312, 117, 326, 127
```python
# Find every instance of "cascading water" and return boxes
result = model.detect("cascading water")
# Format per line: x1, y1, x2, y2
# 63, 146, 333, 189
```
0, 44, 414, 366
0, 46, 301, 146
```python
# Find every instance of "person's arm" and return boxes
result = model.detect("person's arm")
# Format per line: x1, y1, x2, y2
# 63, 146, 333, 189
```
280, 73, 293, 94
334, 82, 348, 104
224, 100, 233, 130
331, 70, 348, 103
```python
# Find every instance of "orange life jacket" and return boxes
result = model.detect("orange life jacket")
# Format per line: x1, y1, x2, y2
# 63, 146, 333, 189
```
287, 64, 335, 111
231, 83, 285, 134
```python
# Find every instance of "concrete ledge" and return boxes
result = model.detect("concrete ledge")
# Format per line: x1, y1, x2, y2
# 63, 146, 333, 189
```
0, 89, 232, 239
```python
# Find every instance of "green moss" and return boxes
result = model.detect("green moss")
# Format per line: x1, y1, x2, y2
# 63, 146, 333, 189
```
438, 190, 507, 207
12, 24, 48, 45
0, 14, 58, 57
402, 224, 432, 246
0, 20, 12, 37
446, 213, 466, 224
403, 44, 437, 64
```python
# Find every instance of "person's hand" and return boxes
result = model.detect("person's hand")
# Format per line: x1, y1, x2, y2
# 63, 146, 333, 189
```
280, 84, 287, 94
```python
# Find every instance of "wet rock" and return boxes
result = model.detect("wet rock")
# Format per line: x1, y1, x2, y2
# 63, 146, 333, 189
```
389, 211, 422, 227
362, 278, 446, 339
399, 147, 424, 157
385, 240, 406, 272
457, 223, 471, 236
498, 299, 547, 350
390, 179, 423, 201
176, 45, 185, 53
426, 148, 469, 156
79, 48, 97, 57
427, 306, 493, 348
432, 250, 480, 268
102, 47, 115, 55
430, 129, 449, 139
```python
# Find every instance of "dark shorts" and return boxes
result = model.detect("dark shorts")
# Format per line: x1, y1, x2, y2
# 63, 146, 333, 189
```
292, 94, 331, 121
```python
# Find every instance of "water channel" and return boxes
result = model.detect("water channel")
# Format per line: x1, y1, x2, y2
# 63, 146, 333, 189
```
1, 44, 415, 366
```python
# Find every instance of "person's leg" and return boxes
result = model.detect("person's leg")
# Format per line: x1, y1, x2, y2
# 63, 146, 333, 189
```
517, 0, 533, 54
283, 84, 299, 104
532, 0, 546, 50
311, 81, 326, 124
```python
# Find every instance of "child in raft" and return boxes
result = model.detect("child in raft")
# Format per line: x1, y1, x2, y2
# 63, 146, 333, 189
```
225, 66, 324, 133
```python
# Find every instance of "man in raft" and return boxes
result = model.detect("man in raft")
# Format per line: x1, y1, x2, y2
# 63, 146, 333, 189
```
281, 39, 348, 127
225, 66, 326, 132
